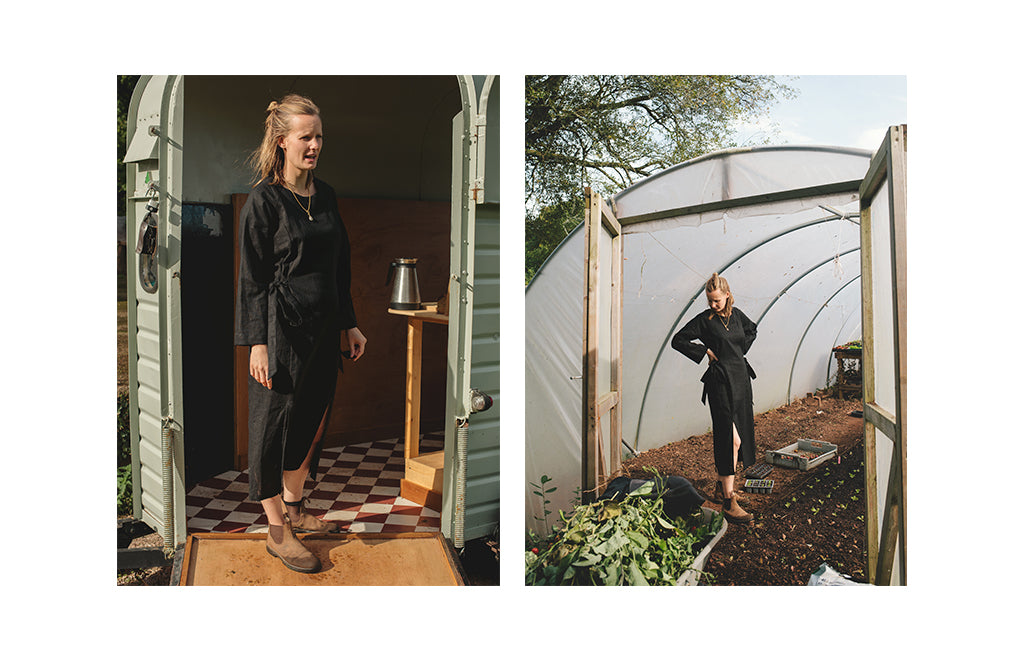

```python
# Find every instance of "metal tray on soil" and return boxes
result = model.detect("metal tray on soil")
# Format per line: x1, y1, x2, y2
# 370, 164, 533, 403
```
765, 439, 838, 471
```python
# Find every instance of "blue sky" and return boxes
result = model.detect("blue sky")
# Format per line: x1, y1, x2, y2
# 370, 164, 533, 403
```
733, 75, 907, 151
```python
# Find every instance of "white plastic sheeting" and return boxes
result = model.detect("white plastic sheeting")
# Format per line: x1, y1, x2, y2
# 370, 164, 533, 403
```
526, 145, 872, 532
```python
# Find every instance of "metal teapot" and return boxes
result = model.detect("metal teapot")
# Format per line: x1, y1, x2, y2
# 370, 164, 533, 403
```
386, 258, 421, 310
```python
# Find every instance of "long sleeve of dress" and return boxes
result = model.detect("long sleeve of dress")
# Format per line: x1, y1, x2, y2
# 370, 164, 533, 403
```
736, 308, 758, 354
671, 315, 708, 364
234, 194, 276, 346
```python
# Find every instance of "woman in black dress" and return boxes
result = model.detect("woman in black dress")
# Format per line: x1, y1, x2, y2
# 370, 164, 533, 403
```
671, 273, 755, 524
235, 94, 367, 573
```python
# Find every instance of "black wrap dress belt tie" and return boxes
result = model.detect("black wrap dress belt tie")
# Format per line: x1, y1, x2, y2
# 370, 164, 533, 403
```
700, 359, 757, 406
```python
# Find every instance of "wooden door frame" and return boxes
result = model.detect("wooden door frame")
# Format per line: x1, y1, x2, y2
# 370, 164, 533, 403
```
859, 125, 908, 585
581, 187, 623, 502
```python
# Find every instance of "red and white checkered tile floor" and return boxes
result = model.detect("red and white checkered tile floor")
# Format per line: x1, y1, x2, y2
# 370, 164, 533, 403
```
185, 434, 443, 535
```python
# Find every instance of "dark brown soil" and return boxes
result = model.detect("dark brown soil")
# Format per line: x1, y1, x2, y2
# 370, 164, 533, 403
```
620, 392, 868, 585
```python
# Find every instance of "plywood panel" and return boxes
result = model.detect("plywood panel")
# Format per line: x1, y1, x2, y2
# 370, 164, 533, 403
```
180, 532, 465, 585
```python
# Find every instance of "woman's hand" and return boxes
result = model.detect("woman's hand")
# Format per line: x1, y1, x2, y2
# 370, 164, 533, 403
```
346, 327, 367, 361
706, 348, 718, 363
250, 344, 272, 389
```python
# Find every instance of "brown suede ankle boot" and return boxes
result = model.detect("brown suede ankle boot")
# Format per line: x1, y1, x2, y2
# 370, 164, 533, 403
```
266, 519, 321, 573
282, 498, 340, 533
715, 481, 743, 504
721, 496, 753, 524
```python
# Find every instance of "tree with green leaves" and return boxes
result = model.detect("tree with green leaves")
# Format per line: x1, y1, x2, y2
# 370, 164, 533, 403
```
525, 75, 796, 283
117, 75, 141, 217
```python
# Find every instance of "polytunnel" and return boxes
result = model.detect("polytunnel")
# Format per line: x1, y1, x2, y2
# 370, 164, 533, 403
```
525, 144, 873, 532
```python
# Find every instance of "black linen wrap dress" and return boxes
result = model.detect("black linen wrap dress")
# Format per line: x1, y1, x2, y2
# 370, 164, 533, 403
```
234, 178, 357, 502
671, 308, 757, 476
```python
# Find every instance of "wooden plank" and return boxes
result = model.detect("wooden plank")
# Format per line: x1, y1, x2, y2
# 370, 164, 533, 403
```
617, 180, 864, 227
601, 201, 621, 236
859, 191, 880, 584
400, 479, 443, 511
388, 303, 449, 325
597, 391, 620, 417
859, 131, 892, 203
886, 125, 909, 584
582, 187, 600, 502
406, 451, 445, 491
874, 439, 902, 584
404, 318, 424, 460
864, 402, 897, 442
610, 219, 623, 475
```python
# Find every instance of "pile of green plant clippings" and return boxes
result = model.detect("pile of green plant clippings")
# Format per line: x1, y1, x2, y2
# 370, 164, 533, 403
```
525, 481, 723, 586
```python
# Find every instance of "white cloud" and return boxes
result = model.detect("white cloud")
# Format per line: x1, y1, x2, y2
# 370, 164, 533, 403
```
854, 127, 891, 151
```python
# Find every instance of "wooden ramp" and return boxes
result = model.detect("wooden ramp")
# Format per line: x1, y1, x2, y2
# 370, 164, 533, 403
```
179, 532, 465, 586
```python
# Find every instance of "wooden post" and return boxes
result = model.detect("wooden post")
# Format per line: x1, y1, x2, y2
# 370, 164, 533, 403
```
859, 203, 879, 583
888, 125, 908, 585
609, 203, 623, 476
582, 187, 600, 502
405, 317, 424, 460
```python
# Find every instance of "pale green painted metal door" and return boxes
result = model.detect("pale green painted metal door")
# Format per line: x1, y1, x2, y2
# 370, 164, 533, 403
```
441, 76, 500, 546
124, 75, 187, 549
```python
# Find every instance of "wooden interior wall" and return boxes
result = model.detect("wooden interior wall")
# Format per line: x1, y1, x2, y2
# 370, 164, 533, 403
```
232, 195, 451, 469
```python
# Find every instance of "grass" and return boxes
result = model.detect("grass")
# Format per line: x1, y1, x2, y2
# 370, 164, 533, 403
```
117, 299, 129, 395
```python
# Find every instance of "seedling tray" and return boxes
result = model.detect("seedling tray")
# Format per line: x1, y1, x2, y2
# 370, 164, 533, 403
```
743, 479, 774, 494
765, 439, 838, 471
745, 462, 774, 479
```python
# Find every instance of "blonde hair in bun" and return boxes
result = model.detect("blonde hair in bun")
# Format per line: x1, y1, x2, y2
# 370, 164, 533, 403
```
705, 272, 734, 320
247, 94, 321, 186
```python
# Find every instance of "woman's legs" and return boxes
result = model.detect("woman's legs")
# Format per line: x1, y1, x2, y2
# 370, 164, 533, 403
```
716, 423, 742, 493
260, 408, 331, 573
282, 405, 329, 514
258, 407, 327, 526
718, 424, 751, 520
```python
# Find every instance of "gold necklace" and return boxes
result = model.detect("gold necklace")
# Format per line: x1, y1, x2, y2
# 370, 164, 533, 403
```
289, 188, 313, 222
719, 314, 730, 331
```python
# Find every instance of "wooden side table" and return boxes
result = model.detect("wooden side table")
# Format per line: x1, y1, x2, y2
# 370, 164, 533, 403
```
831, 347, 862, 399
388, 304, 448, 511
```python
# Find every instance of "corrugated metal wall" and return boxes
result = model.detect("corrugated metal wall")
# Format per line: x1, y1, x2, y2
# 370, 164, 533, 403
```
463, 202, 500, 539
441, 77, 500, 544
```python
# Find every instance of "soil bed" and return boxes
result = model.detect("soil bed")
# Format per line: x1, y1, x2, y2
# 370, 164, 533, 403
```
620, 393, 867, 585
